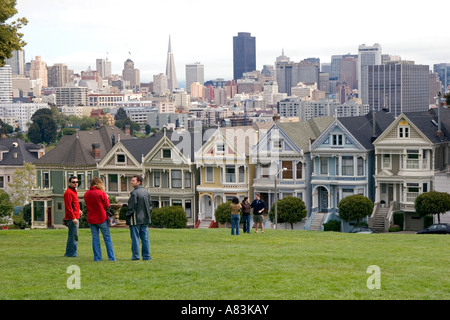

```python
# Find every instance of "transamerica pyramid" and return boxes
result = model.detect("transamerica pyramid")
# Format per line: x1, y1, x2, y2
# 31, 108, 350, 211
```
166, 35, 178, 91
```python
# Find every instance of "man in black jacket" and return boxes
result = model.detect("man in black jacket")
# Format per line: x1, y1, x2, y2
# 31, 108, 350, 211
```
251, 193, 266, 233
127, 175, 152, 260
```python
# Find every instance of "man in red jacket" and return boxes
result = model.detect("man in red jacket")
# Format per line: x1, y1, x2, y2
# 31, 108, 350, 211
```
64, 176, 82, 257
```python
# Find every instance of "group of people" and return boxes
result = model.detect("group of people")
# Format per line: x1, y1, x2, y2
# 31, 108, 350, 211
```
230, 193, 267, 235
63, 175, 152, 261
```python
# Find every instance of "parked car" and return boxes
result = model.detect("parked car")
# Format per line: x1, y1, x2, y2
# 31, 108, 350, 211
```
416, 223, 450, 235
349, 227, 377, 234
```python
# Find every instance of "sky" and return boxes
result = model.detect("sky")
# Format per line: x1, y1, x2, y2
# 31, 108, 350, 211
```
14, 0, 450, 88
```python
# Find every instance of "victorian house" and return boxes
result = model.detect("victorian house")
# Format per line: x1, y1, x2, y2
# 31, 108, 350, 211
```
251, 117, 334, 228
98, 130, 200, 226
30, 126, 131, 228
372, 107, 450, 231
309, 111, 394, 231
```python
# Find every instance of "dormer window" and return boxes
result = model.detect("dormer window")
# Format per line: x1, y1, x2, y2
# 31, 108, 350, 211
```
116, 154, 126, 163
163, 149, 171, 158
398, 121, 410, 138
332, 134, 343, 146
216, 143, 225, 154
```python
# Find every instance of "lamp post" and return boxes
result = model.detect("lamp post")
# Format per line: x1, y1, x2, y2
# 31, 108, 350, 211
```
274, 167, 287, 229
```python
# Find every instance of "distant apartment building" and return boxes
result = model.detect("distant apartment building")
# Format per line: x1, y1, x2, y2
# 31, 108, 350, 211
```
88, 93, 125, 107
0, 65, 12, 103
368, 61, 429, 116
0, 102, 49, 131
30, 56, 48, 88
5, 50, 25, 76
433, 63, 450, 93
153, 73, 169, 96
186, 62, 204, 93
122, 59, 140, 92
96, 58, 111, 79
124, 106, 157, 125
47, 63, 74, 87
55, 86, 89, 107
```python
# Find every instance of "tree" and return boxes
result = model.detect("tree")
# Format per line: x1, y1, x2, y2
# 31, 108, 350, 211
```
268, 196, 307, 229
415, 191, 450, 224
0, 0, 28, 67
27, 108, 57, 144
8, 163, 36, 206
338, 194, 373, 227
114, 107, 127, 121
0, 189, 14, 223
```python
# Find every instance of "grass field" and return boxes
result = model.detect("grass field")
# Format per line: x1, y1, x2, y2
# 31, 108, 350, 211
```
0, 227, 449, 300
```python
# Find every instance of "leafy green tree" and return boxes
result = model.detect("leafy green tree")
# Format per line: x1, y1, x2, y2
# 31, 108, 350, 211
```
0, 0, 28, 67
114, 107, 127, 121
145, 124, 151, 135
115, 117, 140, 134
415, 191, 450, 224
0, 189, 14, 223
214, 201, 232, 224
27, 108, 57, 144
338, 194, 373, 227
269, 196, 307, 229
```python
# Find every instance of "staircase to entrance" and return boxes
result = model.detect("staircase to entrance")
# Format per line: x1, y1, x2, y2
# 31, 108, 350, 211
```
370, 206, 390, 232
309, 212, 327, 231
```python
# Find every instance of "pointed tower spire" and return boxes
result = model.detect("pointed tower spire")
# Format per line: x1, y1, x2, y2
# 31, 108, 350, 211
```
166, 35, 177, 92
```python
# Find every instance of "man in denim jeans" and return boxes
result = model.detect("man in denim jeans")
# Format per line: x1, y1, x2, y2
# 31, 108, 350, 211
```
64, 176, 82, 257
126, 175, 152, 261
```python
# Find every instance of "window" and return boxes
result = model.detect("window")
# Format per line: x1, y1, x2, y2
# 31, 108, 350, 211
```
273, 140, 282, 150
121, 176, 128, 192
320, 158, 328, 175
108, 174, 118, 191
225, 166, 236, 183
406, 183, 420, 202
163, 149, 171, 158
406, 150, 419, 169
239, 166, 245, 183
77, 173, 85, 189
282, 161, 293, 179
206, 167, 214, 182
171, 170, 182, 188
184, 171, 191, 188
216, 143, 225, 154
185, 200, 192, 218
43, 172, 50, 188
0, 177, 4, 189
357, 157, 364, 176
261, 164, 270, 178
342, 156, 354, 176
296, 162, 303, 180
154, 171, 161, 187
399, 126, 409, 138
332, 134, 343, 146
117, 154, 126, 163
382, 154, 391, 169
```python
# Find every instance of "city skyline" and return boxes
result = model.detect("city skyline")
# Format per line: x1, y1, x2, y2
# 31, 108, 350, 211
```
15, 0, 450, 87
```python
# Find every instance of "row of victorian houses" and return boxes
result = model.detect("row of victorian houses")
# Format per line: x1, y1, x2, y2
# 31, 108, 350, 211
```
23, 106, 450, 231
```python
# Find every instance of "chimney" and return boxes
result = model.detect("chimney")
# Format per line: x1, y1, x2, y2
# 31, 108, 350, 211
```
92, 143, 101, 160
111, 134, 116, 147
371, 110, 377, 142
437, 92, 443, 140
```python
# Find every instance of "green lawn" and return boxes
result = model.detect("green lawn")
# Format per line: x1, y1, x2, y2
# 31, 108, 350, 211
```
0, 227, 448, 300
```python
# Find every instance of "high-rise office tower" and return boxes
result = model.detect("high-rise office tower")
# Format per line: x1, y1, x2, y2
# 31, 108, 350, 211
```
0, 65, 12, 103
186, 62, 204, 93
122, 59, 140, 92
368, 61, 429, 116
47, 63, 74, 87
358, 43, 382, 104
166, 35, 178, 91
340, 56, 358, 90
96, 58, 111, 79
433, 63, 450, 93
5, 50, 25, 76
233, 32, 256, 80
30, 56, 48, 88
153, 73, 168, 96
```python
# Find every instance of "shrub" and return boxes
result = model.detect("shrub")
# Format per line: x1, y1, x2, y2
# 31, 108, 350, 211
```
268, 196, 307, 229
393, 211, 404, 230
214, 201, 232, 224
119, 205, 128, 220
151, 206, 187, 229
389, 224, 402, 232
323, 219, 341, 232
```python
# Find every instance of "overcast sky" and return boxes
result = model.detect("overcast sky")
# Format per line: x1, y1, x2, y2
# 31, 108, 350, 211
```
15, 0, 450, 87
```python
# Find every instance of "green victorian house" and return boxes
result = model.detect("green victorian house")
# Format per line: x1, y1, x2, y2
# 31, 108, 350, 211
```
30, 126, 132, 228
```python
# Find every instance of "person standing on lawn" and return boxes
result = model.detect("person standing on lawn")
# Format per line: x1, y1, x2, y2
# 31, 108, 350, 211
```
241, 197, 251, 233
230, 197, 242, 235
64, 175, 82, 257
126, 175, 152, 261
251, 193, 266, 233
84, 177, 116, 261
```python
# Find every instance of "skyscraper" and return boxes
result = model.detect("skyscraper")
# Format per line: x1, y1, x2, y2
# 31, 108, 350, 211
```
0, 65, 12, 103
166, 35, 178, 91
47, 63, 74, 87
96, 58, 111, 79
358, 43, 382, 104
5, 50, 25, 76
122, 59, 140, 92
186, 62, 204, 93
433, 63, 450, 93
233, 32, 256, 80
368, 61, 429, 116
30, 56, 48, 88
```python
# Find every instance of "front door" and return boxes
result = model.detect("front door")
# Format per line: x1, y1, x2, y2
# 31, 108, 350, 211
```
319, 187, 328, 212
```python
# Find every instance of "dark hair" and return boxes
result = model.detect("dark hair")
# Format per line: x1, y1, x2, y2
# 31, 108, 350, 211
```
242, 197, 248, 203
133, 175, 143, 185
69, 175, 77, 183
231, 197, 239, 204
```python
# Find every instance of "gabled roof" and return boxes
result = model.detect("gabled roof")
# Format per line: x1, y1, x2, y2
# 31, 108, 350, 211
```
34, 126, 132, 166
119, 132, 165, 163
403, 108, 450, 144
338, 111, 396, 149
0, 138, 44, 165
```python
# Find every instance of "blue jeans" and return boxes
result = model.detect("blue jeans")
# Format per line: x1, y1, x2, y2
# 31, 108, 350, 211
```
129, 224, 151, 260
89, 220, 116, 261
242, 215, 251, 233
64, 220, 78, 257
231, 214, 240, 235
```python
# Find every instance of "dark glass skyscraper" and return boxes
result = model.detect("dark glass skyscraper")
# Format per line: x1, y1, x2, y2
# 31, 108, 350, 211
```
233, 32, 256, 80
